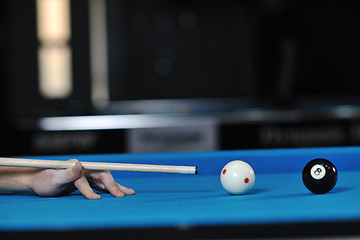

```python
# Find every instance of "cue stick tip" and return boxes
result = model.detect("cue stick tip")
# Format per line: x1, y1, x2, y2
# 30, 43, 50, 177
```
195, 166, 198, 175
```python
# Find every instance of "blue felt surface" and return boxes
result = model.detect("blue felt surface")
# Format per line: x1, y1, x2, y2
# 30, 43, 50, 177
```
1, 147, 360, 231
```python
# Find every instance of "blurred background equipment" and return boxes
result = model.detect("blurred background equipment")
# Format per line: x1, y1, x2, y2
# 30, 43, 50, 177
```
1, 0, 360, 156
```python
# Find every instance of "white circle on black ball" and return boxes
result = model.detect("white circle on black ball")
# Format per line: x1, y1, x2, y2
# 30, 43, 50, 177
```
310, 164, 326, 180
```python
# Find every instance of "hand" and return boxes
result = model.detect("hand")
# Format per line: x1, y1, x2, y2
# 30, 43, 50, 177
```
31, 159, 135, 199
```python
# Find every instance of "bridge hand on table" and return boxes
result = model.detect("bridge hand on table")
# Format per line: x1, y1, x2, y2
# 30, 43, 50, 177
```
31, 159, 135, 199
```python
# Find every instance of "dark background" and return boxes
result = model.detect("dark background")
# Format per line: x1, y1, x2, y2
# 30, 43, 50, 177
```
1, 0, 360, 156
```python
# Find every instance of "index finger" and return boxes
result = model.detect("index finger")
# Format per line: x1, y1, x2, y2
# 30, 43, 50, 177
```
99, 172, 124, 197
75, 176, 101, 200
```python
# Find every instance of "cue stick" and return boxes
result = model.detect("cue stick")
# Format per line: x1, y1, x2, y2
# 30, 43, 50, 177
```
0, 158, 198, 174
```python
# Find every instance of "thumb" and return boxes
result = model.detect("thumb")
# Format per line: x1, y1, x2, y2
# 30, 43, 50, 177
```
63, 159, 83, 183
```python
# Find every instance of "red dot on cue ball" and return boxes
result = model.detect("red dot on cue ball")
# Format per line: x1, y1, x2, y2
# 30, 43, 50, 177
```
244, 178, 249, 183
222, 169, 227, 174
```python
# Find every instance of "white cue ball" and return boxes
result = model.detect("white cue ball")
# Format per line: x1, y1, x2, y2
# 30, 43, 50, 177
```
220, 160, 255, 195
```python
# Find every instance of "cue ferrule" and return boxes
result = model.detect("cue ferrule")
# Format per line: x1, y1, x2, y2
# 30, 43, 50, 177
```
0, 158, 198, 174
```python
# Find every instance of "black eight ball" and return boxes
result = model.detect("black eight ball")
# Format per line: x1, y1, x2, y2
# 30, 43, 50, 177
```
302, 158, 338, 194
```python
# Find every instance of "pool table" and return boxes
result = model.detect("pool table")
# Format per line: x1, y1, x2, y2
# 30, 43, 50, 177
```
2, 147, 360, 239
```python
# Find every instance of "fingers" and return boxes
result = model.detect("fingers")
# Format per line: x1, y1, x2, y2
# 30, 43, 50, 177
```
66, 160, 135, 199
64, 160, 100, 200
75, 177, 135, 200
99, 172, 125, 197
117, 183, 135, 195
87, 172, 135, 198
75, 176, 101, 200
